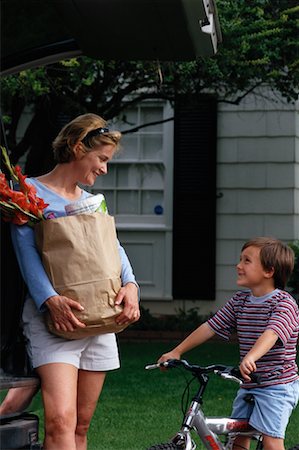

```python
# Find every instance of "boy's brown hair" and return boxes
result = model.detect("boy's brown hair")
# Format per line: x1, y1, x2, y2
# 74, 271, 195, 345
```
242, 237, 295, 289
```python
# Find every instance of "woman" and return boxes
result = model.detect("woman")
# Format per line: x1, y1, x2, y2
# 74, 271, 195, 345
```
10, 113, 140, 450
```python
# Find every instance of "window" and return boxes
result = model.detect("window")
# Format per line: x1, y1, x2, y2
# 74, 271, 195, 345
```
91, 101, 173, 227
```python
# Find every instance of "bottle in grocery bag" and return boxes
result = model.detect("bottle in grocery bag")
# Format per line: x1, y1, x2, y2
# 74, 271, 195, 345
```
65, 193, 108, 216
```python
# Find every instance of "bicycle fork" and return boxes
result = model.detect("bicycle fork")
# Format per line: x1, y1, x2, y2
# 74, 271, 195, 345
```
172, 399, 224, 450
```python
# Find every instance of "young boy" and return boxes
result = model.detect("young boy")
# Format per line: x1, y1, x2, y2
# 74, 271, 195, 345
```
158, 237, 299, 450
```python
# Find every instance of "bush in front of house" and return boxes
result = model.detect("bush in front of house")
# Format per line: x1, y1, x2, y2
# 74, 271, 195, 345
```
131, 306, 211, 332
288, 240, 299, 302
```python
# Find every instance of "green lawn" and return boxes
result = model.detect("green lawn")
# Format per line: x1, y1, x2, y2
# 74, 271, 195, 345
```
22, 341, 299, 449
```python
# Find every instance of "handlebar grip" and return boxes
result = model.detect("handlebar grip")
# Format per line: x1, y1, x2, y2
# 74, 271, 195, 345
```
231, 367, 262, 384
145, 364, 160, 370
249, 372, 262, 384
145, 360, 174, 370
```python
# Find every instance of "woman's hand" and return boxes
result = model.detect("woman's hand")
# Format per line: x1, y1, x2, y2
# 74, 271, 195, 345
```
114, 282, 140, 326
45, 295, 86, 332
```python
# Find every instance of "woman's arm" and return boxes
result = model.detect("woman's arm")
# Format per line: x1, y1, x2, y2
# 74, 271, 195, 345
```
11, 223, 58, 310
11, 223, 86, 331
115, 240, 140, 325
117, 240, 138, 287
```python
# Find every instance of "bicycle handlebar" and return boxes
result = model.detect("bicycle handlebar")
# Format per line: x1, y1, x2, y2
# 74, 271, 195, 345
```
145, 359, 261, 384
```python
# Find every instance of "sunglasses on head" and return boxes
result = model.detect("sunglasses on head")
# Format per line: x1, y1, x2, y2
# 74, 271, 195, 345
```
81, 127, 109, 147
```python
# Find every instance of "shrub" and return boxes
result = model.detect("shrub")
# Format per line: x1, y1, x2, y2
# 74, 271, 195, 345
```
288, 240, 299, 302
131, 306, 210, 331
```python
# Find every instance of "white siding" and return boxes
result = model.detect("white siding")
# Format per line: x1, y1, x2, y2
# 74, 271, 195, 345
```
214, 93, 298, 313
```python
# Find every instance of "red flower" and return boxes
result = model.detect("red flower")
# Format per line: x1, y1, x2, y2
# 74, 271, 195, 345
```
0, 173, 12, 200
0, 146, 49, 226
12, 210, 30, 225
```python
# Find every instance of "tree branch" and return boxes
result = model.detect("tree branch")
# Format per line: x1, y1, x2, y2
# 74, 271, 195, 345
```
121, 116, 174, 134
218, 81, 265, 105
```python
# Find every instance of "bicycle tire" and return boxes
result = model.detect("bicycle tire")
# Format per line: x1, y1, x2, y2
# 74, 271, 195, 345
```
147, 443, 184, 450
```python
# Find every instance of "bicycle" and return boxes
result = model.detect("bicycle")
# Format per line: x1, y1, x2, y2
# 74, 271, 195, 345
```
145, 359, 299, 450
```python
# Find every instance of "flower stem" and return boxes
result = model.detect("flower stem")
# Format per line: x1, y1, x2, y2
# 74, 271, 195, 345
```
1, 146, 18, 182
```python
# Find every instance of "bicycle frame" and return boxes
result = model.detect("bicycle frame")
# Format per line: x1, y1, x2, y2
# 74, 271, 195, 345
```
145, 360, 263, 450
173, 398, 262, 449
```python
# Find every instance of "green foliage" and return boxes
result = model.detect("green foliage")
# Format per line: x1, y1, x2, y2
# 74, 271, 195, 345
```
288, 240, 299, 300
201, 0, 299, 103
1, 67, 50, 100
1, 2, 298, 106
1, 0, 298, 166
131, 306, 210, 331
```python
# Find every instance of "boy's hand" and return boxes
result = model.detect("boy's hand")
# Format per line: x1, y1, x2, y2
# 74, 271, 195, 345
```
239, 356, 257, 381
158, 349, 181, 365
239, 329, 279, 381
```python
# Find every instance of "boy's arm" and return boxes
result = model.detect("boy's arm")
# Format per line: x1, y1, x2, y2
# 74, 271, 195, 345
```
239, 329, 278, 381
158, 322, 216, 363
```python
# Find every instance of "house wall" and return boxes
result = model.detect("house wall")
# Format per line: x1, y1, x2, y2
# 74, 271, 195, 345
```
143, 92, 299, 317
215, 93, 299, 310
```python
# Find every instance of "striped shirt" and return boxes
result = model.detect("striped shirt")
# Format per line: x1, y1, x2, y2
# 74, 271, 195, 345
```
208, 289, 299, 388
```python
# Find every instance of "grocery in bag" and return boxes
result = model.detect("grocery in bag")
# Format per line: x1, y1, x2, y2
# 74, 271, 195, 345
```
35, 197, 127, 339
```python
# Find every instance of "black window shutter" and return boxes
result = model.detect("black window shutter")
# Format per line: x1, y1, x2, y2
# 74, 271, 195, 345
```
173, 94, 217, 300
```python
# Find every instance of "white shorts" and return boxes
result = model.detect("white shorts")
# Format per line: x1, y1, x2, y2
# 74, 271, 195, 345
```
22, 297, 120, 371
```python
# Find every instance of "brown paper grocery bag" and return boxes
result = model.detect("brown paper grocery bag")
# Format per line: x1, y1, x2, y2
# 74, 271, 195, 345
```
35, 213, 127, 339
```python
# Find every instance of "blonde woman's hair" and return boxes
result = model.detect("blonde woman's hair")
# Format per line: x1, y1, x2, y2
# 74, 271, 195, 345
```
242, 237, 295, 289
53, 113, 121, 163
